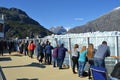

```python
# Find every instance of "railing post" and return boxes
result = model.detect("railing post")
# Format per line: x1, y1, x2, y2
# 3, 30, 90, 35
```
87, 37, 90, 45
115, 36, 119, 64
68, 38, 72, 68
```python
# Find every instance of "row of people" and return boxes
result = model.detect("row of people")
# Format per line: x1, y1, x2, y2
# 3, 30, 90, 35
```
0, 40, 16, 56
71, 41, 110, 78
19, 40, 120, 79
6, 40, 120, 79
36, 41, 68, 69
35, 40, 111, 78
22, 40, 68, 70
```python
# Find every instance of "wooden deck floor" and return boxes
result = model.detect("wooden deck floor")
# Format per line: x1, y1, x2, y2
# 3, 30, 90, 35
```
0, 52, 88, 80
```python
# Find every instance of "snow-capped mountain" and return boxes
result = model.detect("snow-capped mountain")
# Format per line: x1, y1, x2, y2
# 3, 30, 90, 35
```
113, 6, 120, 11
68, 6, 120, 33
49, 26, 67, 35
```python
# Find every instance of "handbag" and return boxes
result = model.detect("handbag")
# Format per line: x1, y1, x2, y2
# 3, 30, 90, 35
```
86, 57, 88, 62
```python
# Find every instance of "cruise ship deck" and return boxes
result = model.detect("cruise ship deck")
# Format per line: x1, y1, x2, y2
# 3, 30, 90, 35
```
0, 52, 88, 80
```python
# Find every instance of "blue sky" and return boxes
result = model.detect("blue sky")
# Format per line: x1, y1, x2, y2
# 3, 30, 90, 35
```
0, 0, 120, 29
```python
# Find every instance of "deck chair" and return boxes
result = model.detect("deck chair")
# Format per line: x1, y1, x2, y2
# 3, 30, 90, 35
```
90, 66, 111, 80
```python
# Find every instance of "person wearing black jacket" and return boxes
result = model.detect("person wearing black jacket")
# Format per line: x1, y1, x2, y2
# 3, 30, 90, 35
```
110, 62, 120, 80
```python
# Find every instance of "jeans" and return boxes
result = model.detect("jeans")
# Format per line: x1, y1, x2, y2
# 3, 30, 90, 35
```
94, 58, 105, 68
37, 52, 40, 59
57, 58, 64, 68
39, 53, 44, 63
53, 57, 58, 67
46, 54, 52, 64
78, 61, 86, 76
24, 49, 28, 56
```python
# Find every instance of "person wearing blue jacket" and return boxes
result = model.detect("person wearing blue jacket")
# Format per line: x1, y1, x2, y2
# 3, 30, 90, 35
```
57, 43, 68, 69
45, 42, 53, 65
94, 41, 110, 68
36, 43, 44, 63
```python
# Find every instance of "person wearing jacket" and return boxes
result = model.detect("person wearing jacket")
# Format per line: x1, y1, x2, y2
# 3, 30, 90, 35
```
29, 40, 36, 58
57, 43, 68, 69
94, 41, 110, 68
52, 44, 59, 67
45, 42, 53, 65
110, 62, 120, 80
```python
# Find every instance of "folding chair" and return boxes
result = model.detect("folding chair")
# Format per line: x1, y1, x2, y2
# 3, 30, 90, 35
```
90, 66, 110, 80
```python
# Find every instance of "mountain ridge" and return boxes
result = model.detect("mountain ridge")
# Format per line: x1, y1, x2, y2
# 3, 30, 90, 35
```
68, 7, 120, 33
0, 7, 52, 39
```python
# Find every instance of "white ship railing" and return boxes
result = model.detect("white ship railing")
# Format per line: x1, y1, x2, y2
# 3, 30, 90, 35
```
18, 32, 120, 74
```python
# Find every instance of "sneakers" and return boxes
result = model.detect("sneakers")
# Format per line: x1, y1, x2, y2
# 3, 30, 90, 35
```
78, 75, 84, 78
73, 72, 77, 74
88, 77, 92, 80
80, 76, 84, 78
59, 68, 63, 69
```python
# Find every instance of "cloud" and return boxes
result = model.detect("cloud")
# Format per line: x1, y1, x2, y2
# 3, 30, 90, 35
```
74, 18, 84, 21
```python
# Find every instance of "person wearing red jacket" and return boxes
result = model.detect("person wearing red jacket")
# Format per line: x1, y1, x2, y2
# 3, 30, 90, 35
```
29, 40, 36, 58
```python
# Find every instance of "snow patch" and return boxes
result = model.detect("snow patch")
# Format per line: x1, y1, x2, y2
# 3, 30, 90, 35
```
113, 7, 120, 10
